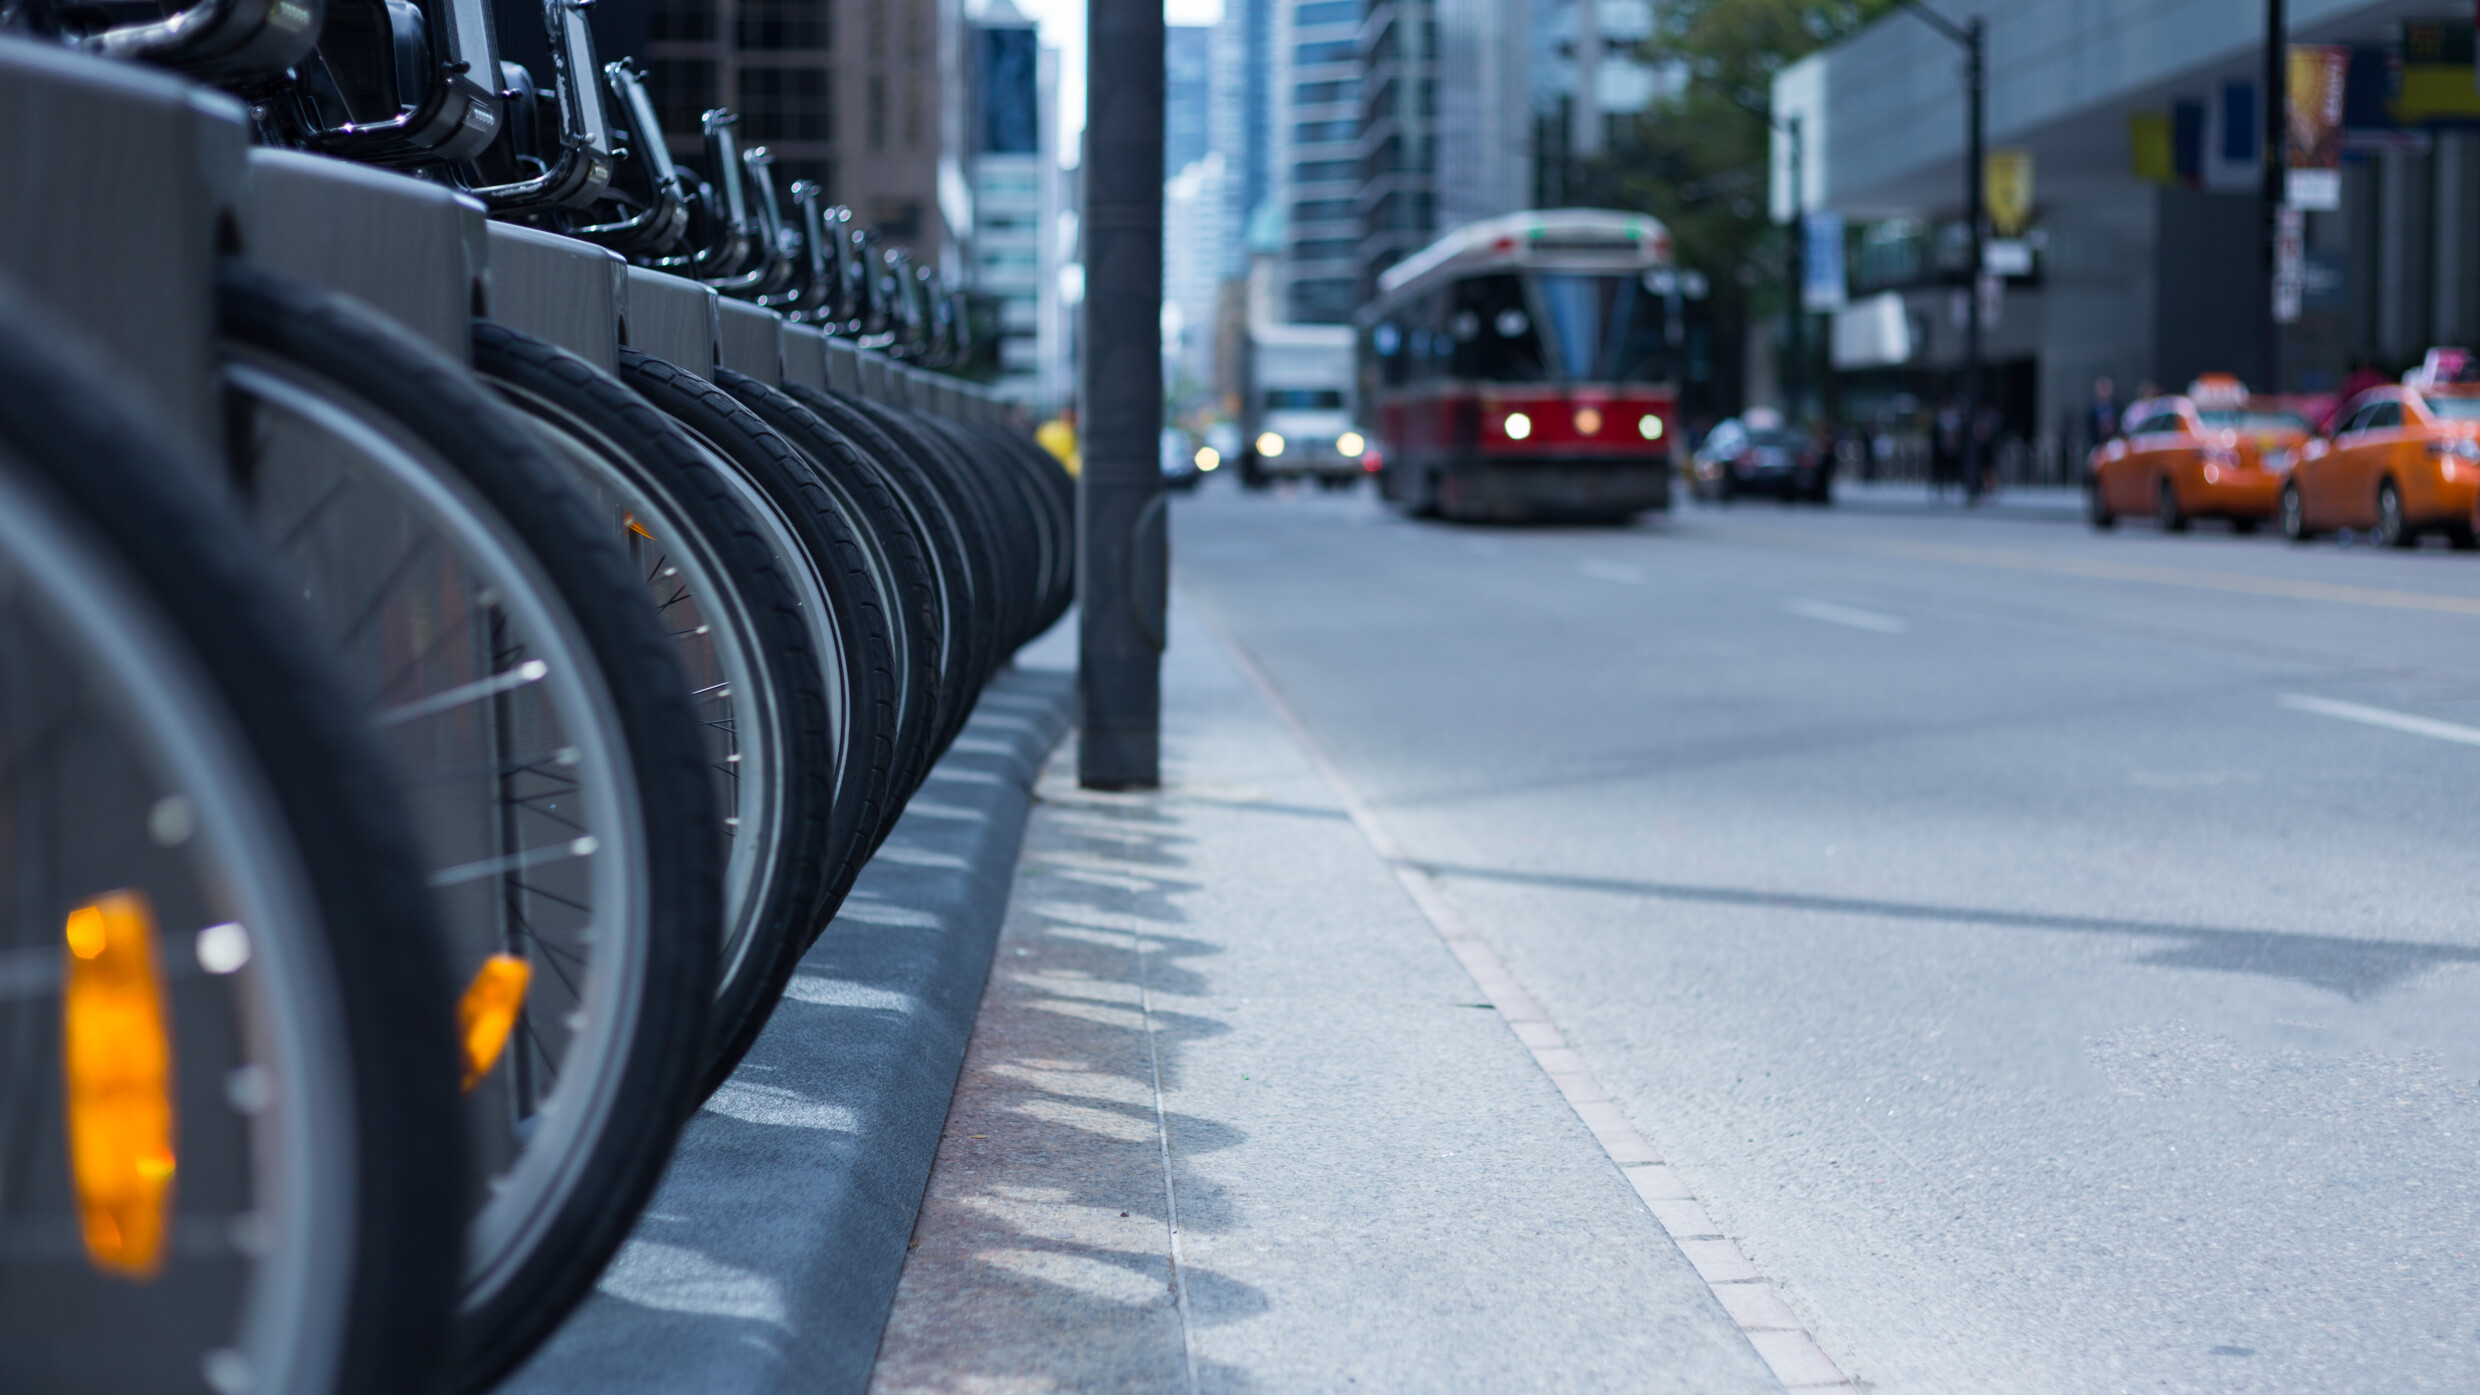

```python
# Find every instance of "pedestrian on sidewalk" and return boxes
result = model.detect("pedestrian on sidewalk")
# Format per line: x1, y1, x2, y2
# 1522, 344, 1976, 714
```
2085, 376, 2118, 457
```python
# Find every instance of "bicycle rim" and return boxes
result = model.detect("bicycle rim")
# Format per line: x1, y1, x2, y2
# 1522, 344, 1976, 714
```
0, 455, 359, 1395
219, 349, 651, 1309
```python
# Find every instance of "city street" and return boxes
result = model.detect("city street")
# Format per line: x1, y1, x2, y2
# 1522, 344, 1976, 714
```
1168, 483, 2480, 1393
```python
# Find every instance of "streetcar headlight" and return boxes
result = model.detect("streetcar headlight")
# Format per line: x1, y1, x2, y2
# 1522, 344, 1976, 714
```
1638, 414, 1664, 441
1504, 412, 1532, 441
1195, 447, 1220, 472
1256, 432, 1285, 457
1338, 431, 1365, 456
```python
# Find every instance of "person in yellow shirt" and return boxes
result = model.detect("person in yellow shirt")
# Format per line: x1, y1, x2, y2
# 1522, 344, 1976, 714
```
1036, 408, 1080, 478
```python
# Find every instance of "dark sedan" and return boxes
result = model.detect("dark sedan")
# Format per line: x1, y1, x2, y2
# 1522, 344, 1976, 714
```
1690, 418, 1833, 503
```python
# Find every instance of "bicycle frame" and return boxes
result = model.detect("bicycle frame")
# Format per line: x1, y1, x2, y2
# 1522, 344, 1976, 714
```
563, 62, 692, 255
81, 0, 324, 91
457, 0, 612, 210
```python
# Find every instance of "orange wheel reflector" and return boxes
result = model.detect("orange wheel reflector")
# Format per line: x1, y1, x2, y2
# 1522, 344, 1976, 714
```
623, 512, 654, 541
62, 889, 176, 1281
459, 954, 533, 1093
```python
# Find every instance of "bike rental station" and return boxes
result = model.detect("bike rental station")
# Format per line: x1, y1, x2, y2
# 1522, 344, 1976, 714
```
0, 4, 1078, 1387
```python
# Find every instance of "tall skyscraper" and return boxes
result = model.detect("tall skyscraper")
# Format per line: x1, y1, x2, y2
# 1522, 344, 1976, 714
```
969, 2, 1048, 402
1279, 0, 1365, 322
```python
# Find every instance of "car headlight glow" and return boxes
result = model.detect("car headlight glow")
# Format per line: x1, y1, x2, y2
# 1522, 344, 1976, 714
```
1337, 431, 1365, 456
1195, 446, 1221, 471
1256, 432, 1285, 457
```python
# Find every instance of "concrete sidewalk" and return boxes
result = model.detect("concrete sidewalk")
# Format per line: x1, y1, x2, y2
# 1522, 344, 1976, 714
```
867, 597, 1789, 1393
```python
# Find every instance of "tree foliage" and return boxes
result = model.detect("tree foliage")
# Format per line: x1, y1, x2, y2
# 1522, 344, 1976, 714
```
1552, 0, 1904, 409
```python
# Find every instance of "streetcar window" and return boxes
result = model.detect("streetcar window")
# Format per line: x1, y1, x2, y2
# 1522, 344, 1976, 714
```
1530, 272, 1671, 382
1372, 324, 1401, 355
1445, 274, 1547, 382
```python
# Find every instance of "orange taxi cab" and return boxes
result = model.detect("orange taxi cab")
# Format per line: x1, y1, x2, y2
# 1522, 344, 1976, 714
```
2086, 375, 2311, 533
2282, 349, 2480, 547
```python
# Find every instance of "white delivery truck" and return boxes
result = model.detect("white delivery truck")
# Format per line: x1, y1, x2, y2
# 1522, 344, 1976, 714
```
1243, 322, 1365, 488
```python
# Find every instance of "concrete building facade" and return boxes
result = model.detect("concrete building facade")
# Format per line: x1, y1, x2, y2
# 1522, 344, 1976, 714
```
1776, 0, 2480, 459
643, 0, 957, 262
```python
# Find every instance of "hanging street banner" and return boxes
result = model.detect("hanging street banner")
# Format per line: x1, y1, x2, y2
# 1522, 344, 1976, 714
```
1984, 148, 2034, 237
1802, 210, 1846, 312
2287, 44, 2349, 210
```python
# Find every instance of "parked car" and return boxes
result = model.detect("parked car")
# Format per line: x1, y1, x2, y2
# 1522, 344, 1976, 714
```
2283, 350, 2480, 547
1690, 410, 1832, 503
2086, 374, 2311, 532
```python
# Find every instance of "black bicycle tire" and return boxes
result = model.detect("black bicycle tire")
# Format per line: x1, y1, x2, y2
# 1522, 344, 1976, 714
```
978, 424, 1077, 635
923, 414, 1053, 650
619, 353, 901, 968
906, 409, 1037, 660
835, 394, 1009, 747
781, 384, 984, 757
218, 262, 720, 1392
473, 325, 838, 1094
0, 287, 464, 1395
719, 371, 948, 824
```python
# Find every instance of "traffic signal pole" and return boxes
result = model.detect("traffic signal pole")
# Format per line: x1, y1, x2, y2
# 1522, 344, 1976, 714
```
1903, 3, 1984, 496
1077, 0, 1167, 788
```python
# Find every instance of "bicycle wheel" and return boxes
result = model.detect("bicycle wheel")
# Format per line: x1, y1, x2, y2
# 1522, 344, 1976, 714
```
718, 373, 946, 833
870, 401, 1025, 684
0, 292, 462, 1394
618, 353, 897, 1063
474, 324, 836, 1093
217, 264, 719, 1391
922, 414, 1059, 650
787, 387, 994, 754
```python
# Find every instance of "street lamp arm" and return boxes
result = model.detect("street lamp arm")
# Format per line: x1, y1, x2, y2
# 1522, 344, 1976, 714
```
1898, 0, 1974, 51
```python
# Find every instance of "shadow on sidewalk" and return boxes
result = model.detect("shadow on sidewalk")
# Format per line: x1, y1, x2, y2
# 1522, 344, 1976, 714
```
872, 747, 1266, 1393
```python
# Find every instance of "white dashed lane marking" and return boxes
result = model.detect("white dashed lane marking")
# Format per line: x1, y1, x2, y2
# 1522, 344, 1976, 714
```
1580, 558, 1647, 585
2279, 694, 2480, 748
1782, 598, 1906, 633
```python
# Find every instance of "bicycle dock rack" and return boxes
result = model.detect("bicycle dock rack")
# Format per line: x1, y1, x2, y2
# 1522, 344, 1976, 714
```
4, 32, 1064, 1394
0, 40, 244, 468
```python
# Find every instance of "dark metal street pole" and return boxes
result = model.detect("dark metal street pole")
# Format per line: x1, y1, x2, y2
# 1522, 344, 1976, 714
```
1077, 0, 1166, 788
2260, 0, 2286, 391
1902, 3, 1984, 496
1963, 16, 1983, 495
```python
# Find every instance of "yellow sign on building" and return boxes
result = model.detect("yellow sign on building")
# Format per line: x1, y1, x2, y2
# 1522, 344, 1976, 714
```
1984, 148, 2034, 237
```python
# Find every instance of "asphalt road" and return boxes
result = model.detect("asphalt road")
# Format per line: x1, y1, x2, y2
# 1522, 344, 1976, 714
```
1172, 480, 2480, 1395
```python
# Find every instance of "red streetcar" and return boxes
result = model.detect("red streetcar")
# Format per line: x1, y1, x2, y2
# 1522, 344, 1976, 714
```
1358, 209, 1690, 521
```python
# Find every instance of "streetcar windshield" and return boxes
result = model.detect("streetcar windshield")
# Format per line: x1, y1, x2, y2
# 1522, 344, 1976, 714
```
1530, 273, 1668, 382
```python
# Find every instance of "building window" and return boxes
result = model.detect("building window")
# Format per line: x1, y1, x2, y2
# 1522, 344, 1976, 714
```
1292, 119, 1358, 145
1295, 79, 1358, 105
1293, 198, 1356, 223
1291, 238, 1357, 261
739, 66, 834, 143
1294, 39, 1358, 65
735, 0, 830, 50
1295, 0, 1358, 25
1294, 159, 1357, 184
647, 58, 717, 137
648, 0, 712, 42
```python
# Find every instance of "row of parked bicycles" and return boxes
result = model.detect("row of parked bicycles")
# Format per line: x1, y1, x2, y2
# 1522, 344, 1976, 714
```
0, 0, 1075, 1387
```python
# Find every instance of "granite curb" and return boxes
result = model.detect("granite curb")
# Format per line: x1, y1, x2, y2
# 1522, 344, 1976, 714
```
501, 663, 1076, 1395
